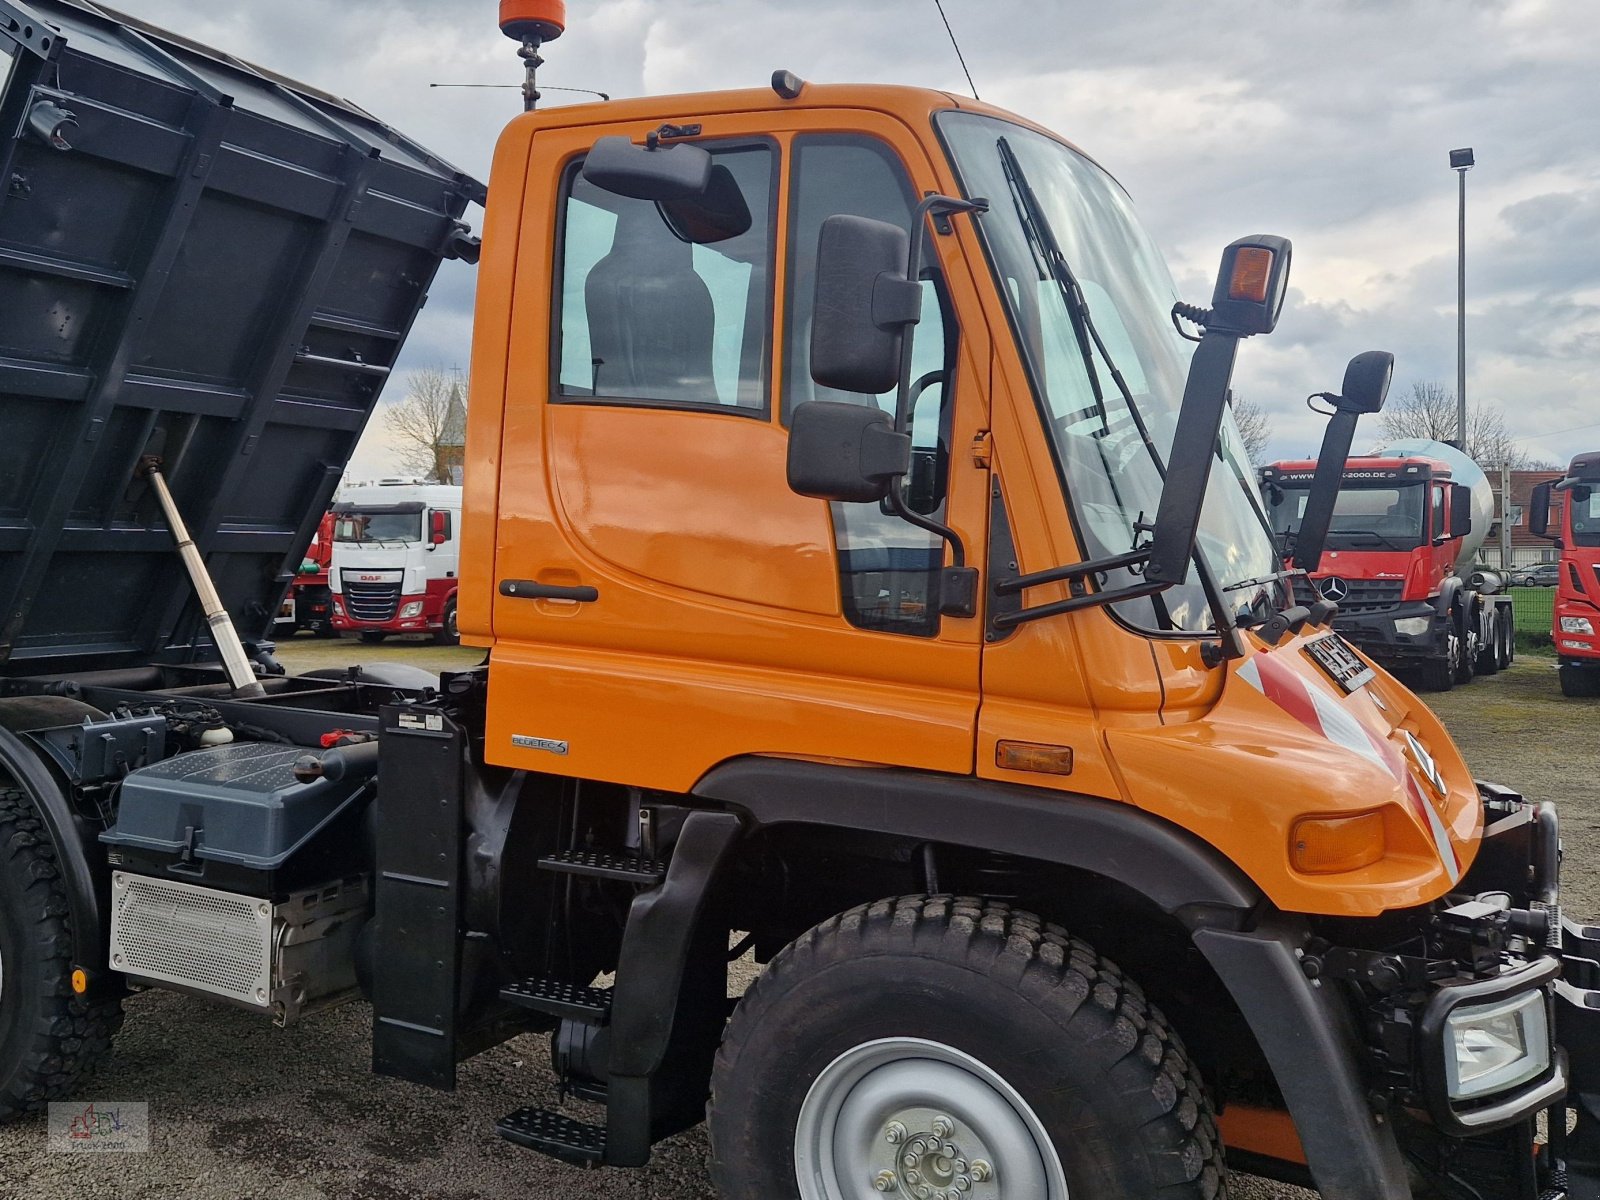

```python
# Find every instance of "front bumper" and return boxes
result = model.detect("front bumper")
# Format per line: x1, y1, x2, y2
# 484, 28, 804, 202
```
1331, 601, 1442, 663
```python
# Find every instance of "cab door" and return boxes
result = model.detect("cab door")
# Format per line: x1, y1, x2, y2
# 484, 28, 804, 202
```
483, 111, 991, 792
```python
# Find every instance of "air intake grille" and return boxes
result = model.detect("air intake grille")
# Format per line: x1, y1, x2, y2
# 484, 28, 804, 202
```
1322, 578, 1404, 614
342, 576, 402, 621
110, 873, 270, 1006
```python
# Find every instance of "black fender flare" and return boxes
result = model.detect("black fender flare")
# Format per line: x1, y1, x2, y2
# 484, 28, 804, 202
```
0, 723, 104, 971
693, 757, 1258, 924
1434, 575, 1465, 621
692, 758, 1409, 1197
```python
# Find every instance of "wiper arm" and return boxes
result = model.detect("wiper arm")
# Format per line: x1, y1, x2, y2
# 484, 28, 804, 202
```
997, 137, 1165, 473
1333, 528, 1408, 551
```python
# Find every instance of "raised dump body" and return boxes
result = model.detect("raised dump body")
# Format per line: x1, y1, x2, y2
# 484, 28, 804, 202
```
0, 0, 482, 677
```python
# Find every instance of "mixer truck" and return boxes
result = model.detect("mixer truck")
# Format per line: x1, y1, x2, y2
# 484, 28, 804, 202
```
4, 3, 1600, 1199
1261, 438, 1514, 690
1530, 451, 1600, 696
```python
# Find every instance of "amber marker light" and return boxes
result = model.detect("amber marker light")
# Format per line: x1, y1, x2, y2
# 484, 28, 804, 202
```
1291, 812, 1385, 874
1228, 246, 1275, 304
995, 740, 1074, 776
71, 968, 88, 995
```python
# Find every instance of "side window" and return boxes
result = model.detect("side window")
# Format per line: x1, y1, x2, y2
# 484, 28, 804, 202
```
1432, 485, 1445, 539
785, 136, 957, 638
556, 143, 773, 411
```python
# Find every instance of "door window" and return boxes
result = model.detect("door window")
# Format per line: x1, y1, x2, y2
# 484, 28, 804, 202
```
555, 142, 774, 412
785, 136, 958, 637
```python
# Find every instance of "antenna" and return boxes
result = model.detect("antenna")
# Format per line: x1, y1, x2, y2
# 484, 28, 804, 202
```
498, 0, 567, 112
931, 0, 979, 100
429, 84, 610, 101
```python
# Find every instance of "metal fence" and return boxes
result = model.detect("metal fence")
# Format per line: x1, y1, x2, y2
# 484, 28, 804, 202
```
1510, 587, 1555, 636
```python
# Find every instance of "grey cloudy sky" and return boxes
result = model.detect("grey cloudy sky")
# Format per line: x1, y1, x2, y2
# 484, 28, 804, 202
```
116, 0, 1600, 473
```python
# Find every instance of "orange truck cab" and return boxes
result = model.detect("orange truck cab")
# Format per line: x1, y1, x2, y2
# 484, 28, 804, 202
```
1, 6, 1595, 1197
445, 75, 1598, 1199
1533, 452, 1600, 696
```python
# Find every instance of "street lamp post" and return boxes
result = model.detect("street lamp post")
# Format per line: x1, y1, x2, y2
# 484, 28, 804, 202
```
1450, 147, 1475, 451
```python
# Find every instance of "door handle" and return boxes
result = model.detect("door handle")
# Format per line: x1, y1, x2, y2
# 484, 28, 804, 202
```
499, 579, 599, 603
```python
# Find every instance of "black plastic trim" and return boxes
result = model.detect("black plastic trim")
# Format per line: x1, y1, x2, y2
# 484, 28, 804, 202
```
692, 758, 1258, 920
1193, 918, 1412, 1200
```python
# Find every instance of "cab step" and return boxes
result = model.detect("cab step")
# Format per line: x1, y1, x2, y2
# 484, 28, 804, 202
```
500, 976, 612, 1024
496, 1106, 606, 1168
538, 848, 666, 885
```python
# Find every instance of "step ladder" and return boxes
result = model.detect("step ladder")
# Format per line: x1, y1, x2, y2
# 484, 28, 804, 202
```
492, 810, 740, 1169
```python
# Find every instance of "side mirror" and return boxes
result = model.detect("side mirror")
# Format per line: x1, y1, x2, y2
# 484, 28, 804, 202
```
582, 134, 712, 201
1450, 484, 1473, 538
1290, 349, 1396, 572
787, 401, 911, 504
1529, 480, 1554, 540
809, 215, 920, 396
1146, 235, 1292, 588
430, 510, 448, 547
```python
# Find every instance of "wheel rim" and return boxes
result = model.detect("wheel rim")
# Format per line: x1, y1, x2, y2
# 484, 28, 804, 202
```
446, 606, 458, 637
795, 1037, 1068, 1200
1446, 630, 1460, 674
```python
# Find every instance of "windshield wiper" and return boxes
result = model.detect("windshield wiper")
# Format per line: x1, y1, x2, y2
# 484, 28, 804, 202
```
1332, 528, 1409, 552
997, 137, 1164, 475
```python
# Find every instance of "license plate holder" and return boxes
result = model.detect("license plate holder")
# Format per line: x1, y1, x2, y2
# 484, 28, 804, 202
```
1305, 632, 1375, 693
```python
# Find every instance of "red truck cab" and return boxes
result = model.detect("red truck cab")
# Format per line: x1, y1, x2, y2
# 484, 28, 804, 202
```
1260, 450, 1511, 690
1533, 451, 1600, 695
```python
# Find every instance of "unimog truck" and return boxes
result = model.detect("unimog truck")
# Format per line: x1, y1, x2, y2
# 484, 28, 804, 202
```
2, 3, 1597, 1198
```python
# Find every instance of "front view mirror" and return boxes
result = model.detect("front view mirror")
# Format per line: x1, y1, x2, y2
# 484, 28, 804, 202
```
1290, 349, 1396, 572
787, 401, 911, 504
1147, 235, 1293, 588
809, 215, 919, 396
582, 134, 712, 201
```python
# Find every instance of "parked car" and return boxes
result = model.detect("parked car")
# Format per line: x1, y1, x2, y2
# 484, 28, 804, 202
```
1513, 562, 1562, 586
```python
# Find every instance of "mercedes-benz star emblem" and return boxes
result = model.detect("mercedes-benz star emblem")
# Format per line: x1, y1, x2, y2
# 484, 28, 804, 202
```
1320, 577, 1349, 603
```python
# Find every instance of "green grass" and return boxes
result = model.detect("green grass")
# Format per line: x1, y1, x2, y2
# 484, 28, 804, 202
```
1509, 586, 1556, 636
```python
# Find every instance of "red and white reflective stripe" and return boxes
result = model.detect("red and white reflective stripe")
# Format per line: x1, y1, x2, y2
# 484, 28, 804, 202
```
1237, 653, 1461, 883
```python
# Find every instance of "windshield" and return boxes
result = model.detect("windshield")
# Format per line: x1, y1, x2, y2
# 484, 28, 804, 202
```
938, 113, 1281, 633
1265, 482, 1427, 553
333, 511, 422, 543
1572, 487, 1600, 548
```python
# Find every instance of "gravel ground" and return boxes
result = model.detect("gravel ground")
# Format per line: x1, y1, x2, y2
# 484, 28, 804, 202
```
0, 647, 1590, 1200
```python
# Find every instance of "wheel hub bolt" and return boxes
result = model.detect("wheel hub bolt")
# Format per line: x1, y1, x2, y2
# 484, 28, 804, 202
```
955, 1177, 972, 1193
971, 1160, 993, 1183
906, 1169, 922, 1185
903, 1153, 919, 1169
873, 1171, 898, 1192
885, 1121, 908, 1145
931, 1115, 954, 1138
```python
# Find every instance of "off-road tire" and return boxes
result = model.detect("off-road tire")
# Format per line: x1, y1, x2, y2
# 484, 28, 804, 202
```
0, 787, 122, 1123
708, 895, 1227, 1200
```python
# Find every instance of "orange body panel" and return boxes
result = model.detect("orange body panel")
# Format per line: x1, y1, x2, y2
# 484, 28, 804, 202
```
463, 81, 1483, 920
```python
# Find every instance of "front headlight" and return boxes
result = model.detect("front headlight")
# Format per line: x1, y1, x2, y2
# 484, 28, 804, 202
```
1394, 616, 1433, 636
399, 601, 425, 618
1561, 616, 1595, 635
1444, 991, 1550, 1100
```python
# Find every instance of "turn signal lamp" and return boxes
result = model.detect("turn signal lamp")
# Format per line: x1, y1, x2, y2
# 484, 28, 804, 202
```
1227, 247, 1275, 304
995, 740, 1075, 776
1292, 811, 1385, 874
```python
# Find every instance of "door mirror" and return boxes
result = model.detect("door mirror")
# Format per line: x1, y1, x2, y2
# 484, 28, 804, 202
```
808, 215, 919, 396
582, 134, 713, 201
430, 510, 449, 547
787, 401, 912, 504
1529, 480, 1554, 540
1449, 484, 1473, 538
